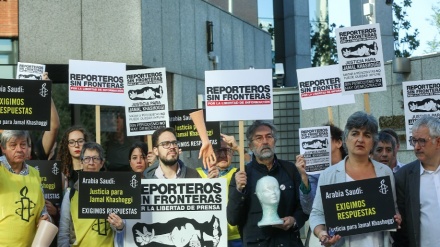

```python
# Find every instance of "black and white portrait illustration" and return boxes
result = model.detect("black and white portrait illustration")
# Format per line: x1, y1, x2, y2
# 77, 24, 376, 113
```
408, 98, 440, 112
302, 139, 328, 149
341, 42, 378, 58
132, 216, 221, 247
128, 85, 163, 100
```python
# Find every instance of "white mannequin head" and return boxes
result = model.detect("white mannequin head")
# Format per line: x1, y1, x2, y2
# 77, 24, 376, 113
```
255, 176, 283, 226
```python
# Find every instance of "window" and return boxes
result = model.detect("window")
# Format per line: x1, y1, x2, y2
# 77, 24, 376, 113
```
0, 38, 18, 79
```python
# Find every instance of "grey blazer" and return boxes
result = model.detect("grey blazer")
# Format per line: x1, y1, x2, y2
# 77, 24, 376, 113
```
394, 160, 421, 247
309, 157, 397, 247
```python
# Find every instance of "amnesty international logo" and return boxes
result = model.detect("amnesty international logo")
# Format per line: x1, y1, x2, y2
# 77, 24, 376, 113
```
52, 163, 60, 175
130, 175, 138, 189
92, 219, 110, 236
39, 83, 49, 97
378, 179, 388, 195
15, 186, 36, 222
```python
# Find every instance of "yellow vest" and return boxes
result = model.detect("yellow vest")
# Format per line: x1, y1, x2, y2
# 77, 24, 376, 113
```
71, 190, 114, 246
0, 164, 45, 247
196, 167, 240, 241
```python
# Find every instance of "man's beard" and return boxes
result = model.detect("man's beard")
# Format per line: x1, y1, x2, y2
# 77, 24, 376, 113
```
159, 155, 178, 166
254, 145, 274, 161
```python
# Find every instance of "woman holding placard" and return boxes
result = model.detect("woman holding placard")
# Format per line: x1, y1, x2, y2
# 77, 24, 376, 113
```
309, 111, 401, 247
58, 142, 121, 247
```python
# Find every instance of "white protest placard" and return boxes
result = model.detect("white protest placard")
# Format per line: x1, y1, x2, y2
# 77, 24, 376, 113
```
123, 178, 227, 247
402, 79, 440, 149
205, 69, 273, 121
124, 68, 169, 136
68, 60, 126, 106
16, 62, 45, 80
297, 65, 355, 110
336, 23, 386, 94
299, 126, 331, 174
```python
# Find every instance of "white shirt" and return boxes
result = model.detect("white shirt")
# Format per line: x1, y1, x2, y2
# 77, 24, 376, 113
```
346, 174, 383, 247
154, 163, 182, 179
419, 163, 440, 247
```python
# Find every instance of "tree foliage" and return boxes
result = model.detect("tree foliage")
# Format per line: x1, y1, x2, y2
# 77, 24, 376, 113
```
426, 2, 440, 53
310, 21, 339, 67
259, 22, 274, 40
309, 0, 420, 63
393, 0, 420, 57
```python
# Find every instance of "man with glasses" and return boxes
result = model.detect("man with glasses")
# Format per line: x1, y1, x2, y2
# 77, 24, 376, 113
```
227, 120, 308, 247
144, 127, 200, 178
394, 116, 440, 247
0, 130, 52, 246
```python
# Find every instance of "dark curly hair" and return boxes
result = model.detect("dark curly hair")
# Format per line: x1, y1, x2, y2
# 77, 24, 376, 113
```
57, 126, 92, 179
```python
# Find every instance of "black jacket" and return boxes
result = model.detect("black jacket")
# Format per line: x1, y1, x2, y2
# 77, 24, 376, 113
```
394, 160, 421, 247
227, 155, 308, 247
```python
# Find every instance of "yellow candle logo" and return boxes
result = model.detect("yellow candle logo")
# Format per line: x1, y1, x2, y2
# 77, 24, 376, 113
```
93, 219, 110, 236
15, 186, 36, 222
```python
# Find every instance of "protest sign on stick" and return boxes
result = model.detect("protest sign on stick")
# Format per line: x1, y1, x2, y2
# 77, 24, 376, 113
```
205, 69, 273, 171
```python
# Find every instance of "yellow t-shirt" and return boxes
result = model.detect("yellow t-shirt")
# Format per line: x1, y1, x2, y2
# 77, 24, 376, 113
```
70, 190, 114, 246
0, 164, 45, 247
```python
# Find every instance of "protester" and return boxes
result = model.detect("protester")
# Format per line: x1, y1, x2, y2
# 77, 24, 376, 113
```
144, 127, 200, 179
197, 133, 241, 247
227, 120, 307, 247
380, 128, 405, 173
394, 115, 440, 247
128, 141, 149, 178
57, 126, 92, 190
113, 127, 201, 246
0, 130, 51, 246
310, 111, 401, 247
58, 142, 121, 247
371, 131, 397, 169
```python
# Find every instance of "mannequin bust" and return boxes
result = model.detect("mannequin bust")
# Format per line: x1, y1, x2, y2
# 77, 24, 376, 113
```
255, 176, 283, 227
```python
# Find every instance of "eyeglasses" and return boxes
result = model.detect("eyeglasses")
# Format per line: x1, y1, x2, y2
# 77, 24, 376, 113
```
157, 141, 180, 149
82, 156, 102, 164
215, 148, 233, 156
68, 138, 85, 147
252, 134, 275, 143
409, 136, 434, 147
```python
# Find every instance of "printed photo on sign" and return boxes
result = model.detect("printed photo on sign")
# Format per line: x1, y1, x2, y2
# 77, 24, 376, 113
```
402, 79, 440, 149
336, 23, 386, 95
299, 126, 331, 174
16, 62, 45, 80
0, 79, 51, 131
78, 172, 141, 219
320, 176, 396, 237
124, 68, 169, 136
27, 160, 62, 206
68, 59, 126, 106
205, 69, 273, 121
297, 65, 355, 110
169, 109, 221, 151
122, 178, 227, 247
